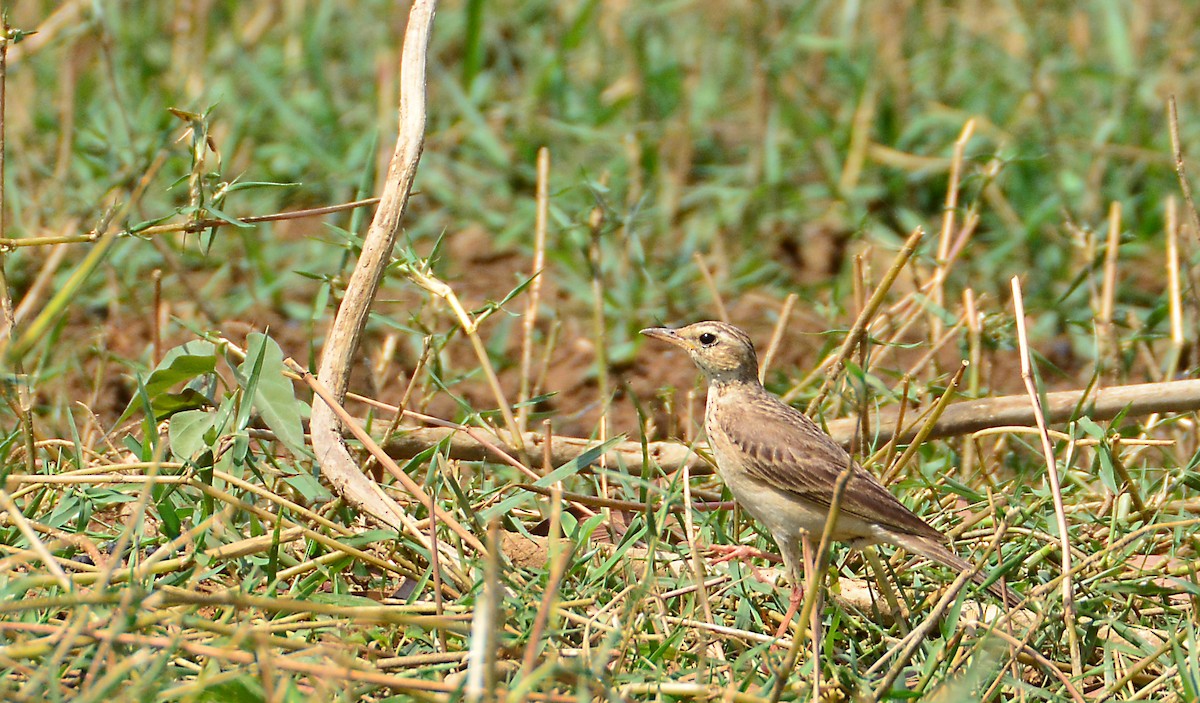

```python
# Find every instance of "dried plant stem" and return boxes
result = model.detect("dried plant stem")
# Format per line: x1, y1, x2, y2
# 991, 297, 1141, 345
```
866, 522, 1025, 696
381, 377, 1200, 476
517, 147, 551, 434
1167, 97, 1200, 373
1164, 197, 1185, 380
0, 488, 71, 590
4, 620, 546, 700
518, 482, 569, 678
759, 293, 797, 383
586, 207, 609, 411
852, 254, 872, 450
1168, 96, 1200, 243
901, 317, 965, 380
931, 119, 974, 340
961, 288, 982, 477
11, 238, 69, 326
428, 457, 446, 653
1099, 201, 1121, 369
874, 375, 911, 471
838, 78, 876, 193
307, 0, 455, 537
349, 392, 540, 481
870, 567, 977, 702
882, 361, 967, 484
861, 546, 909, 635
802, 226, 924, 413
366, 338, 432, 479
694, 252, 729, 322
405, 268, 524, 448
0, 24, 12, 342
0, 197, 382, 249
985, 629, 1088, 703
1027, 517, 1200, 605
1011, 276, 1080, 679
151, 269, 163, 366
681, 464, 723, 666
464, 520, 501, 703
1097, 633, 1176, 701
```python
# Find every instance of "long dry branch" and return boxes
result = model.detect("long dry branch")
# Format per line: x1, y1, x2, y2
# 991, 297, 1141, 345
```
380, 378, 1200, 473
308, 1, 440, 535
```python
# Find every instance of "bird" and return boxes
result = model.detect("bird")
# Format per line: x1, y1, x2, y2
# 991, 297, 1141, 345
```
640, 321, 1014, 632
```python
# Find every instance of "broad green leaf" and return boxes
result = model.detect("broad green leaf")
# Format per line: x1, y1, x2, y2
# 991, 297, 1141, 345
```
145, 342, 217, 398
151, 388, 214, 419
1077, 416, 1106, 440
281, 471, 331, 502
119, 341, 217, 424
238, 333, 309, 458
169, 409, 217, 463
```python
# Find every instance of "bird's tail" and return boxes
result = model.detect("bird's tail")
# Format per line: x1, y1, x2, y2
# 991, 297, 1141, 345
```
892, 533, 1018, 604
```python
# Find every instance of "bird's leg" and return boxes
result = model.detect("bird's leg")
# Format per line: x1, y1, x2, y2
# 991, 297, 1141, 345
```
707, 543, 777, 583
772, 534, 822, 689
772, 582, 804, 641
771, 539, 804, 640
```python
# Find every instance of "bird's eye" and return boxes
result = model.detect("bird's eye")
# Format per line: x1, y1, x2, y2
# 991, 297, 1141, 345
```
698, 332, 717, 346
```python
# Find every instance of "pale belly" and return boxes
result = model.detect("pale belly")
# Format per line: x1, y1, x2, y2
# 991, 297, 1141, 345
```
709, 438, 887, 548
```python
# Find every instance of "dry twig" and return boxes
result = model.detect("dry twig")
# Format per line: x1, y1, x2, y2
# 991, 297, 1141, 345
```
1012, 276, 1080, 679
307, 0, 441, 534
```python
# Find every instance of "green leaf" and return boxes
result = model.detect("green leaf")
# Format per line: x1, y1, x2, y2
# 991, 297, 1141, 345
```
309, 592, 383, 607
169, 409, 217, 463
145, 342, 217, 398
195, 678, 264, 703
235, 337, 267, 432
220, 180, 299, 193
155, 484, 182, 539
152, 388, 214, 419
281, 471, 331, 502
574, 513, 608, 544
1076, 416, 1106, 440
479, 436, 625, 523
119, 341, 217, 424
203, 203, 253, 228
1097, 445, 1117, 494
238, 333, 309, 458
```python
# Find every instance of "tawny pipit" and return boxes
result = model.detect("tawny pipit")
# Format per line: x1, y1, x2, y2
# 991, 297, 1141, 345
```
641, 321, 1014, 617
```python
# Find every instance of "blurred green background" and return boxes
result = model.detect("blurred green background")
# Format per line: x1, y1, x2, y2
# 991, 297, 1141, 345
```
8, 2, 1197, 429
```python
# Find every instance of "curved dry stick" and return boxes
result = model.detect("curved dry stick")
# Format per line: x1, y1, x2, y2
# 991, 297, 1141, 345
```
309, 1, 439, 533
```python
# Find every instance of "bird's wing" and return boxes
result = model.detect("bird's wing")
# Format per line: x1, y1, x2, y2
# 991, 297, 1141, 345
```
716, 392, 944, 541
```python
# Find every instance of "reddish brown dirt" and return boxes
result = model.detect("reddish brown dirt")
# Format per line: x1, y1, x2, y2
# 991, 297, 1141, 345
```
36, 221, 1169, 451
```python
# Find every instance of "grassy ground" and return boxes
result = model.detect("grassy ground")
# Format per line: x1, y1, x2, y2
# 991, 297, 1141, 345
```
2, 1, 1200, 700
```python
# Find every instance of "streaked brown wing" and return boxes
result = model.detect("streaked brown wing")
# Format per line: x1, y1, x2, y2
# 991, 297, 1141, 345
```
717, 392, 944, 541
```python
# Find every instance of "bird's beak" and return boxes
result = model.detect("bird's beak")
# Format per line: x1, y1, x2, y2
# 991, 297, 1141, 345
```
640, 327, 691, 350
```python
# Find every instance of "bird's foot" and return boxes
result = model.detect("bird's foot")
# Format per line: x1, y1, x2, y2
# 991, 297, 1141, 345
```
706, 544, 777, 582
772, 586, 806, 641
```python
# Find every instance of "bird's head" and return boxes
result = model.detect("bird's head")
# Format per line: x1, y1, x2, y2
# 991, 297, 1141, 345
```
640, 321, 760, 385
